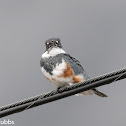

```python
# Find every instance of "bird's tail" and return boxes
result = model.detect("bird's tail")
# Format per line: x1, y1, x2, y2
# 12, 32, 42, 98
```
76, 89, 107, 97
92, 89, 108, 97
73, 75, 107, 97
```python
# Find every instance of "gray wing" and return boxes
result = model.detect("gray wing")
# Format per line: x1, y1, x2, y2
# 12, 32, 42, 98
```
40, 57, 45, 67
40, 57, 54, 75
61, 54, 90, 80
40, 53, 89, 80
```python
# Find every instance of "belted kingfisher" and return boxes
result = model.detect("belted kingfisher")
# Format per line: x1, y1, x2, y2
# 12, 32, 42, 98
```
40, 38, 107, 97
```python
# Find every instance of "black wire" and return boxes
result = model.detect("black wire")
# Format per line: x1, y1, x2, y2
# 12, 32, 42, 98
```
0, 68, 126, 118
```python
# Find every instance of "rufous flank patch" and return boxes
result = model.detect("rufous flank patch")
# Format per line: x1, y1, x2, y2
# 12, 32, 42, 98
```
58, 63, 74, 78
58, 63, 83, 83
73, 76, 83, 83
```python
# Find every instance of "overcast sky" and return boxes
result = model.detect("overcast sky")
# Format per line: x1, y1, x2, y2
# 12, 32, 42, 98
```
0, 0, 126, 126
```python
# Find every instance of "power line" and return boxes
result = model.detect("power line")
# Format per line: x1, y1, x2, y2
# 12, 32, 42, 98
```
0, 68, 126, 118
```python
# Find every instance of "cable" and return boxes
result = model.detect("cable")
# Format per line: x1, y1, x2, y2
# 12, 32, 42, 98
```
0, 67, 126, 118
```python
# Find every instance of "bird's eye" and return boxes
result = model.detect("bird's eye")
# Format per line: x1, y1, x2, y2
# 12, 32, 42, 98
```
54, 41, 59, 46
48, 44, 52, 48
55, 41, 59, 44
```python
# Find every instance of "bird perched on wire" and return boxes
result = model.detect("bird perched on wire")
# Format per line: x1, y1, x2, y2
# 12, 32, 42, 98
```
40, 38, 107, 97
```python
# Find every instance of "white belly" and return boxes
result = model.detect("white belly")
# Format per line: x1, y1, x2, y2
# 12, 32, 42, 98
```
41, 59, 73, 87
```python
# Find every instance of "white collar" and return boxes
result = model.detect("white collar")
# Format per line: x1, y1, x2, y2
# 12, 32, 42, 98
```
42, 47, 66, 58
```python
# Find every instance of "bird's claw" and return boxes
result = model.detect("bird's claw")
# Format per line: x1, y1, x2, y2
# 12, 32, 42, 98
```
56, 87, 63, 93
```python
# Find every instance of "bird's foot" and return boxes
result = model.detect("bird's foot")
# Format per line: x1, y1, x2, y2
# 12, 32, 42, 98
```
56, 87, 63, 93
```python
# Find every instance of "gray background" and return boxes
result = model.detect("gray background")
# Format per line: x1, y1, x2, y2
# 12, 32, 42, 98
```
0, 0, 126, 126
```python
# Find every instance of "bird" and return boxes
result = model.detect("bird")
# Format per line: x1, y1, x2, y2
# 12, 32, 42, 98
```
40, 38, 107, 97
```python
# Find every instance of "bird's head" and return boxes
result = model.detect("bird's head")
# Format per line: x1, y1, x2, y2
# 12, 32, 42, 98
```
45, 38, 62, 51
